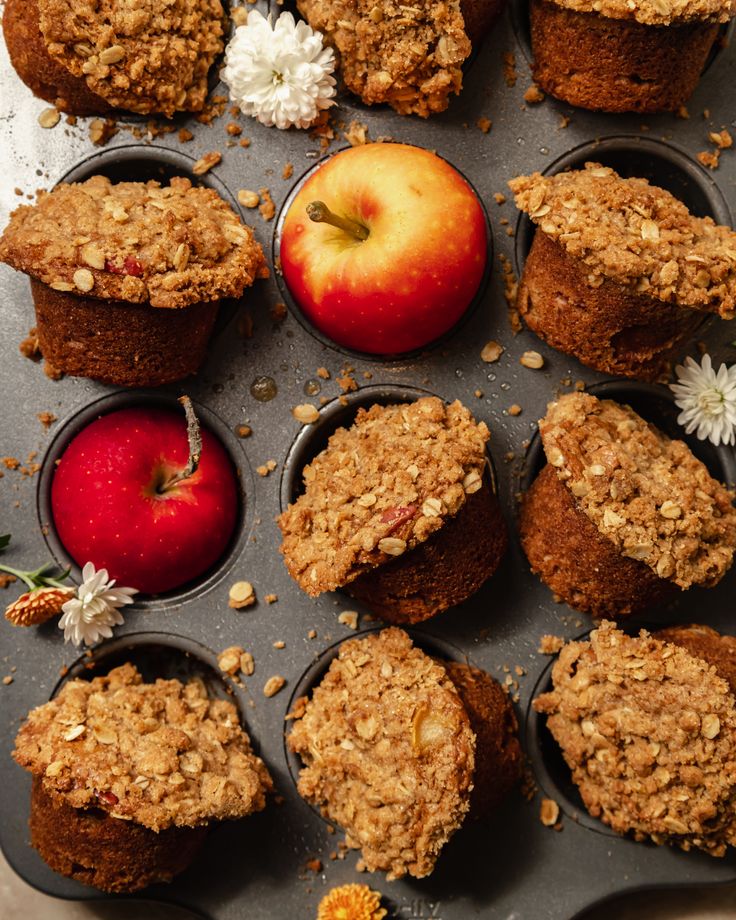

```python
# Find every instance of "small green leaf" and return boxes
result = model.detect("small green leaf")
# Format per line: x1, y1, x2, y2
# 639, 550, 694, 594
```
0, 534, 10, 552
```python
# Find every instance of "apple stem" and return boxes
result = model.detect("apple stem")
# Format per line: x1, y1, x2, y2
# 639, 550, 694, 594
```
159, 396, 202, 492
306, 200, 369, 242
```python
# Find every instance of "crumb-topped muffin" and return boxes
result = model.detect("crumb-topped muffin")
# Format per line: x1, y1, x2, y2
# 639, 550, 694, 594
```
520, 392, 736, 618
14, 663, 272, 892
278, 397, 508, 623
288, 628, 475, 879
3, 0, 225, 116
529, 0, 733, 113
534, 621, 736, 855
510, 164, 736, 380
0, 175, 267, 386
656, 624, 736, 692
296, 0, 504, 116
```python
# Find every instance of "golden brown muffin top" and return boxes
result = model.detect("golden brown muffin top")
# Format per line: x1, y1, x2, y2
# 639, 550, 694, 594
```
509, 163, 736, 318
534, 621, 736, 855
539, 392, 736, 589
13, 663, 273, 832
297, 0, 470, 116
0, 175, 267, 309
546, 0, 734, 25
656, 624, 736, 693
287, 628, 475, 879
278, 397, 490, 595
37, 0, 225, 116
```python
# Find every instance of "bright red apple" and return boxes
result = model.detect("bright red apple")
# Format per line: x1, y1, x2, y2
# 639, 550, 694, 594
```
279, 143, 488, 354
51, 405, 239, 595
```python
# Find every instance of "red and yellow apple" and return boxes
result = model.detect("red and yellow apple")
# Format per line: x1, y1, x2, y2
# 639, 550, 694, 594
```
51, 407, 238, 595
279, 143, 488, 354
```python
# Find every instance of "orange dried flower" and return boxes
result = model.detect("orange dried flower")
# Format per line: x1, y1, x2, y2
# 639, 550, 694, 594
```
5, 587, 73, 627
317, 883, 387, 920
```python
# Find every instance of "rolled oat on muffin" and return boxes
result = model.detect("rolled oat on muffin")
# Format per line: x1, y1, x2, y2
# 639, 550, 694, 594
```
2, 0, 226, 116
529, 0, 734, 113
296, 0, 505, 117
520, 392, 736, 618
278, 396, 508, 624
510, 163, 736, 380
0, 175, 267, 387
13, 663, 273, 893
656, 624, 736, 692
534, 621, 736, 855
288, 628, 520, 878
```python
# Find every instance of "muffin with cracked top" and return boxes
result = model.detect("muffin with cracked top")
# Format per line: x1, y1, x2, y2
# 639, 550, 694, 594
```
13, 663, 273, 893
510, 163, 736, 381
278, 396, 508, 624
519, 391, 736, 619
3, 0, 226, 116
0, 174, 267, 387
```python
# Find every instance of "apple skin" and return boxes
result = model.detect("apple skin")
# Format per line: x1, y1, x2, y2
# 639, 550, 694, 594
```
280, 143, 488, 355
51, 407, 239, 595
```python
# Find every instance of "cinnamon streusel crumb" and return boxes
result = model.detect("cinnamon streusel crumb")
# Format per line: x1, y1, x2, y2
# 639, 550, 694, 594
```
278, 397, 489, 595
13, 663, 272, 831
547, 0, 732, 26
0, 175, 267, 309
287, 628, 475, 879
510, 163, 736, 319
540, 392, 736, 589
534, 621, 736, 855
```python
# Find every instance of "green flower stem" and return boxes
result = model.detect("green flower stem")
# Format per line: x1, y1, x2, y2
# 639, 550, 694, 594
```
0, 561, 71, 591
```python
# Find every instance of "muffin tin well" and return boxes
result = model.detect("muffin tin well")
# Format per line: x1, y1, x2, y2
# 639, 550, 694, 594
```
2, 0, 736, 916
273, 154, 494, 362
36, 390, 255, 608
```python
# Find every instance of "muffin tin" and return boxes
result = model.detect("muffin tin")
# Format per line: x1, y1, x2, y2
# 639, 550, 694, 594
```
1, 2, 735, 917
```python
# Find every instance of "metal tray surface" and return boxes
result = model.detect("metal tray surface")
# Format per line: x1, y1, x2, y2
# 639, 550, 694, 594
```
1, 4, 735, 918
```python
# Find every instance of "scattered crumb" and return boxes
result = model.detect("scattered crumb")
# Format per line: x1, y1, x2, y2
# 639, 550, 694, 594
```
88, 118, 117, 146
236, 424, 252, 438
265, 593, 278, 604
218, 645, 246, 675
2, 458, 20, 471
709, 129, 733, 149
229, 581, 256, 609
524, 84, 545, 104
493, 193, 506, 205
316, 366, 331, 380
0, 574, 17, 589
177, 127, 194, 143
481, 340, 504, 363
474, 388, 483, 398
37, 411, 56, 429
258, 188, 276, 221
20, 327, 41, 361
540, 797, 560, 827
305, 858, 323, 874
676, 106, 689, 120
508, 404, 522, 416
193, 151, 222, 175
337, 373, 357, 393
2, 676, 13, 686
282, 162, 294, 180
238, 189, 260, 208
499, 253, 520, 332
285, 695, 309, 721
307, 629, 317, 640
538, 634, 565, 655
226, 122, 242, 136
292, 403, 320, 424
476, 117, 492, 134
270, 301, 287, 322
38, 107, 60, 129
520, 350, 544, 369
559, 115, 571, 128
256, 460, 278, 477
263, 675, 286, 698
273, 640, 286, 649
343, 119, 369, 146
338, 610, 359, 630
240, 651, 255, 676
697, 149, 720, 169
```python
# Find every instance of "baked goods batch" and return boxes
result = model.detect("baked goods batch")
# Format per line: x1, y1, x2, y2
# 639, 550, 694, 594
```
1, 0, 736, 909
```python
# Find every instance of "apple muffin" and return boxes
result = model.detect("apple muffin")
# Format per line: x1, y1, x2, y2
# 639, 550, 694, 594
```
0, 175, 267, 387
288, 628, 521, 878
509, 163, 736, 381
519, 392, 736, 619
529, 0, 732, 113
656, 624, 736, 693
534, 621, 736, 855
2, 0, 225, 116
296, 0, 505, 117
13, 663, 273, 893
278, 396, 508, 624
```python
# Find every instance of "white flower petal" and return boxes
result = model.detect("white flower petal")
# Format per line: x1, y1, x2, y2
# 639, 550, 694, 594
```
670, 353, 736, 447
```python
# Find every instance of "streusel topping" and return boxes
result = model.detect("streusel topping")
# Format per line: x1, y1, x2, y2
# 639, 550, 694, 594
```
539, 392, 736, 589
278, 397, 490, 595
296, 0, 471, 116
38, 0, 225, 116
14, 664, 273, 832
288, 628, 475, 879
548, 0, 734, 25
510, 163, 736, 318
534, 621, 736, 855
0, 176, 267, 309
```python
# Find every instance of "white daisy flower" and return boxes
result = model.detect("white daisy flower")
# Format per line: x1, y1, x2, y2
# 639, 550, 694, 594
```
221, 11, 336, 130
59, 562, 137, 647
670, 354, 736, 447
